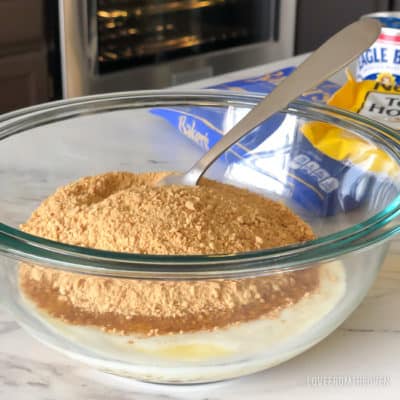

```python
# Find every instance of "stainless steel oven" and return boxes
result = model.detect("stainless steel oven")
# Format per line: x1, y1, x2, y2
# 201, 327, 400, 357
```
59, 0, 296, 98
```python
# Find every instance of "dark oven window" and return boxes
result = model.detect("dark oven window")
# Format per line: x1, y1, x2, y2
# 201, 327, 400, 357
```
96, 0, 279, 74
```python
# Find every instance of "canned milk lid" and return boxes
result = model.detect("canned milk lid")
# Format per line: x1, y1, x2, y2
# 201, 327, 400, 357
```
361, 11, 400, 29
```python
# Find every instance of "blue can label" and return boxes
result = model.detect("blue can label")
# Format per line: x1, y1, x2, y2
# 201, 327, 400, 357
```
356, 18, 400, 83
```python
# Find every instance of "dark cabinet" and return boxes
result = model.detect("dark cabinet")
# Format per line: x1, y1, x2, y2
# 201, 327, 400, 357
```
295, 0, 391, 54
0, 0, 51, 114
0, 50, 48, 113
0, 0, 45, 53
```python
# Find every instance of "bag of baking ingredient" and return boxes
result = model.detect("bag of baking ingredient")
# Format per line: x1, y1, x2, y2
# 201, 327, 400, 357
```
150, 67, 399, 216
295, 70, 400, 215
304, 70, 400, 176
209, 66, 340, 103
328, 70, 400, 129
151, 66, 339, 154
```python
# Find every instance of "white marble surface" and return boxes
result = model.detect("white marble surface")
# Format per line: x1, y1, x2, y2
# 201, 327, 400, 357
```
1, 54, 400, 399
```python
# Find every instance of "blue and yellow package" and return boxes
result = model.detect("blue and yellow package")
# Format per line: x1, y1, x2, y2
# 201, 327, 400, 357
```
209, 66, 339, 103
152, 66, 339, 158
150, 67, 399, 216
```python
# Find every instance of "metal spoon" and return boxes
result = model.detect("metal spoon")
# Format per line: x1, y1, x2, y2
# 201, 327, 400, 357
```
159, 18, 381, 187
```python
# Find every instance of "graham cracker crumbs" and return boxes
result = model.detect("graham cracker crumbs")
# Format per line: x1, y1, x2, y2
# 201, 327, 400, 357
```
19, 171, 318, 336
20, 171, 314, 255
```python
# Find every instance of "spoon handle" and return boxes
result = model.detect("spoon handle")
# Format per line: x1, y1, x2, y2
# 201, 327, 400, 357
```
185, 18, 381, 185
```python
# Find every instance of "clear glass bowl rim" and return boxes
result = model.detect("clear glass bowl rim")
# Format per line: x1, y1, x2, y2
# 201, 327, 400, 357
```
0, 90, 399, 278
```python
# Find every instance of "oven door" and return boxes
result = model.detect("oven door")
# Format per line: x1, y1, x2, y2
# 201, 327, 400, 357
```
59, 0, 296, 97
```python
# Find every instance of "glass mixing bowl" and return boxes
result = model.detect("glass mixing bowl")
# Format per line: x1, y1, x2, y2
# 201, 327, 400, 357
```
0, 91, 399, 384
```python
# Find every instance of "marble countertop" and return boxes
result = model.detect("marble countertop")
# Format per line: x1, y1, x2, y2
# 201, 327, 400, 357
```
1, 54, 400, 399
